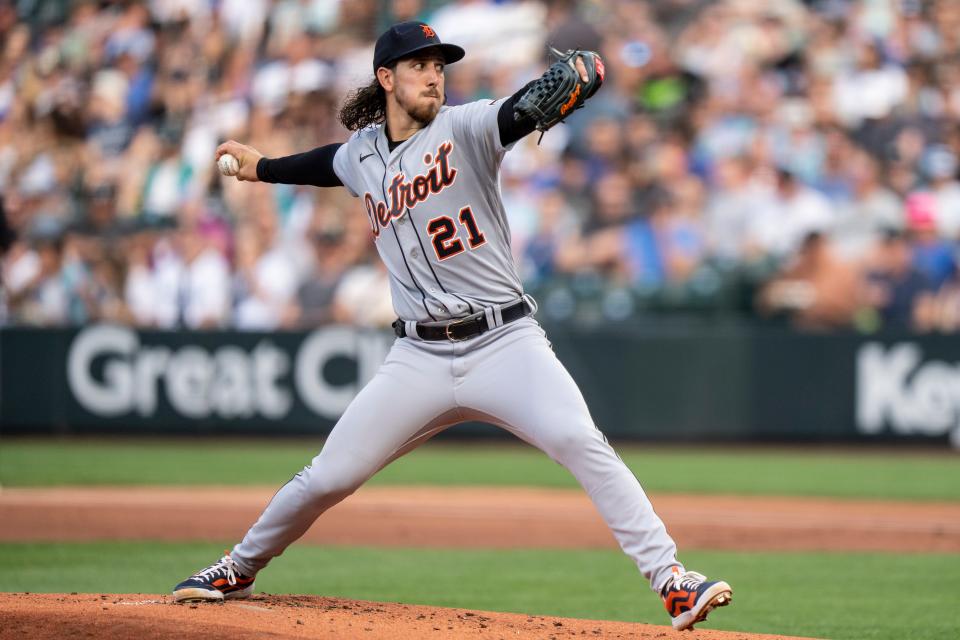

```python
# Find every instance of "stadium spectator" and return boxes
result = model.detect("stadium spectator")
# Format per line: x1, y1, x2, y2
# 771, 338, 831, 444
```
0, 0, 957, 334
521, 190, 581, 285
331, 259, 395, 329
864, 229, 935, 330
757, 232, 862, 331
830, 148, 903, 262
4, 217, 72, 326
296, 218, 350, 328
751, 167, 834, 259
704, 154, 771, 263
905, 191, 957, 289
923, 144, 960, 239
232, 209, 299, 331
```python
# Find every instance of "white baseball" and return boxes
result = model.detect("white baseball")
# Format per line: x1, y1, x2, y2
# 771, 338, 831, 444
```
218, 153, 240, 176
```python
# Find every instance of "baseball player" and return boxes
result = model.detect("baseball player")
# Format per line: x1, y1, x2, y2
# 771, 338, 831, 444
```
173, 21, 732, 631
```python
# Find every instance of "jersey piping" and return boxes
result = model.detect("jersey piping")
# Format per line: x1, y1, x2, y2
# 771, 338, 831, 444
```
373, 141, 437, 321
397, 153, 477, 315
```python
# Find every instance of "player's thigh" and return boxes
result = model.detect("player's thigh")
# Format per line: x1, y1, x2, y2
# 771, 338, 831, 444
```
313, 339, 457, 481
458, 322, 605, 462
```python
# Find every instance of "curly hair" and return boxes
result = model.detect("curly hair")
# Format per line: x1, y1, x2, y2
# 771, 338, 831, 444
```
338, 74, 389, 131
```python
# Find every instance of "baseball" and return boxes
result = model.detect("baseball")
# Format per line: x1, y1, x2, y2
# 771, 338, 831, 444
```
218, 153, 240, 176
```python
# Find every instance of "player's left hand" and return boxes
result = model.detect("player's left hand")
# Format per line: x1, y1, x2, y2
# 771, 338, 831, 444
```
575, 56, 589, 83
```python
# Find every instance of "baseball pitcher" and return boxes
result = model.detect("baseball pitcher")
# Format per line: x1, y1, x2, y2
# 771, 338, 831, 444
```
172, 21, 732, 631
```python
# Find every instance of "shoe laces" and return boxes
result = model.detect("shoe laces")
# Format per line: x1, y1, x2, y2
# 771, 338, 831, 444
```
669, 568, 707, 592
194, 554, 240, 586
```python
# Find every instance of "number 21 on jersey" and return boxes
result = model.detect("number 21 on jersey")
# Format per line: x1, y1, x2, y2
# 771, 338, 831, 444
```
427, 206, 486, 260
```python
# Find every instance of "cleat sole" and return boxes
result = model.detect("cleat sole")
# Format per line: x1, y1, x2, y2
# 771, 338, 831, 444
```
172, 584, 254, 603
691, 590, 732, 627
225, 585, 255, 600
172, 588, 225, 603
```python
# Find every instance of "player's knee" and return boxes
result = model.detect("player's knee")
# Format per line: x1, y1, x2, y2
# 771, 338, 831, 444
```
303, 461, 367, 502
305, 473, 361, 503
542, 425, 602, 462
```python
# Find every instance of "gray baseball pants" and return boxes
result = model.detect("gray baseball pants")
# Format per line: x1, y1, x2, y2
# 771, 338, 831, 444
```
230, 317, 681, 593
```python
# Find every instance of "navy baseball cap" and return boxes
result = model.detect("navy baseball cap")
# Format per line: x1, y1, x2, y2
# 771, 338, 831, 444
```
373, 21, 465, 72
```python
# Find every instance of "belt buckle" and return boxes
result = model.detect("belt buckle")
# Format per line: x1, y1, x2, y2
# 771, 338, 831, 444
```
444, 317, 472, 342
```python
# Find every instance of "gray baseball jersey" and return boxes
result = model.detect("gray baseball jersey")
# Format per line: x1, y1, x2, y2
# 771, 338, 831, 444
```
332, 100, 521, 322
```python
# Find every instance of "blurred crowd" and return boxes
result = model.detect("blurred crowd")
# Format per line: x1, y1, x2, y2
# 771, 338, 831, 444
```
2, 0, 960, 333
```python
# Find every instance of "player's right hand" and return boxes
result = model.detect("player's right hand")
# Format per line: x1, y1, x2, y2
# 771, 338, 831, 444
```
215, 140, 263, 182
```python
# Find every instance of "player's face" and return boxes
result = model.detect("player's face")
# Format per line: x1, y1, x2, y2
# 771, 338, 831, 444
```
392, 52, 445, 124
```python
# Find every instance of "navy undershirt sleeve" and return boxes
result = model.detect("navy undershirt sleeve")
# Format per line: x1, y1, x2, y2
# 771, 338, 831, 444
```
256, 143, 344, 187
498, 81, 537, 148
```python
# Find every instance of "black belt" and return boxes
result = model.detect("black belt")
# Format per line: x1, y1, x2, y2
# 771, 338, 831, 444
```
393, 298, 533, 342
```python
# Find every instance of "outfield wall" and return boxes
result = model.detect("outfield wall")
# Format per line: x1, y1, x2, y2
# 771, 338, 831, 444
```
1, 324, 957, 447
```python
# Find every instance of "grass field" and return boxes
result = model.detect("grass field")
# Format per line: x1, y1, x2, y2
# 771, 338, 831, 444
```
1, 541, 957, 640
2, 438, 958, 639
2, 438, 959, 500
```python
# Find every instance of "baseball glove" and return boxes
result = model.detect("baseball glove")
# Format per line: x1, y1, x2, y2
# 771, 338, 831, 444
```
514, 48, 605, 133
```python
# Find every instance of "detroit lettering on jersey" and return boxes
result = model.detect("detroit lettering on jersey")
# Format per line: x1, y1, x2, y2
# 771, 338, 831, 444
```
363, 141, 456, 237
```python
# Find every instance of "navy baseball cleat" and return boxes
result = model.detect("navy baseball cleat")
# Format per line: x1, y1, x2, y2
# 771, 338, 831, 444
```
661, 566, 732, 631
172, 554, 255, 603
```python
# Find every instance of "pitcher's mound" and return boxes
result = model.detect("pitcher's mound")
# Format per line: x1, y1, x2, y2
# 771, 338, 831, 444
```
0, 593, 814, 640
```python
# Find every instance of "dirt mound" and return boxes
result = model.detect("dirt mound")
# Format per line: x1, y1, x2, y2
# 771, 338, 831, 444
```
0, 593, 815, 640
2, 486, 958, 552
